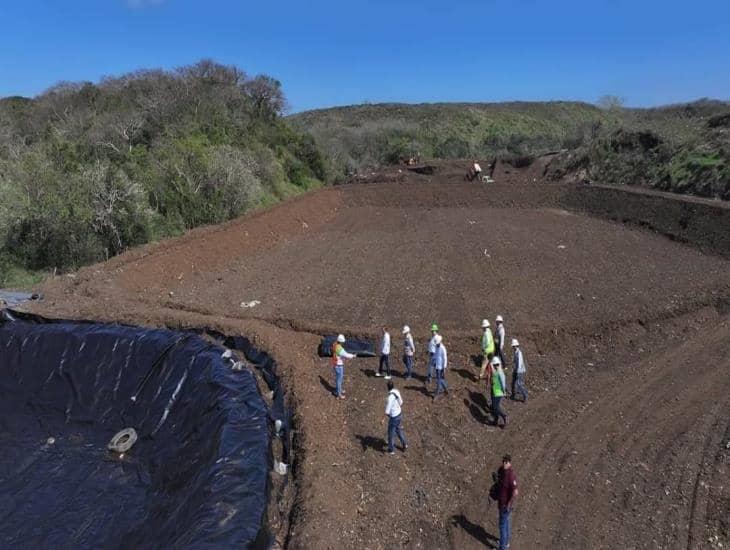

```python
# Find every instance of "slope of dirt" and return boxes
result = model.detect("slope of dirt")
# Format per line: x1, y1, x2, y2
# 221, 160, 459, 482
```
22, 161, 730, 549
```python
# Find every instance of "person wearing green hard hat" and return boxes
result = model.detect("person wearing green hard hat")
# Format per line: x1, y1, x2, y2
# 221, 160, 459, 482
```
426, 323, 439, 385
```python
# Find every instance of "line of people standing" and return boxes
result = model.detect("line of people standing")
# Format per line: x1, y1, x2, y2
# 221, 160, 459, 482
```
336, 319, 529, 426
478, 318, 529, 428
329, 318, 527, 550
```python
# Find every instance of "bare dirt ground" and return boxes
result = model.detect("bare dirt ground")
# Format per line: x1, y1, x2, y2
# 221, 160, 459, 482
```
25, 161, 730, 549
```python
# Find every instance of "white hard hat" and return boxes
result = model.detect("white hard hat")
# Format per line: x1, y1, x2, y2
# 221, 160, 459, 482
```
402, 325, 410, 334
434, 334, 443, 345
496, 315, 503, 323
491, 356, 502, 366
511, 338, 519, 347
481, 319, 490, 328
337, 334, 345, 343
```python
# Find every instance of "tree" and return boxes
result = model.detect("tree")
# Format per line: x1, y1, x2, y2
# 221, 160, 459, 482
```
244, 75, 287, 119
597, 95, 625, 111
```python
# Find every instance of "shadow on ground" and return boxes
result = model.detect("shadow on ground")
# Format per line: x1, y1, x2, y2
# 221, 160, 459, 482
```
451, 514, 499, 548
404, 384, 431, 397
318, 375, 335, 395
465, 390, 491, 424
356, 435, 386, 452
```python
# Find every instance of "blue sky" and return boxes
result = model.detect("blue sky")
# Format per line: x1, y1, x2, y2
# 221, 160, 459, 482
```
1, 0, 728, 112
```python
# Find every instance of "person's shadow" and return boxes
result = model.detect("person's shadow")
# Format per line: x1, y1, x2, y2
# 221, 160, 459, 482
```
465, 390, 491, 424
404, 384, 431, 397
355, 435, 385, 452
318, 375, 335, 395
451, 514, 499, 548
453, 367, 477, 381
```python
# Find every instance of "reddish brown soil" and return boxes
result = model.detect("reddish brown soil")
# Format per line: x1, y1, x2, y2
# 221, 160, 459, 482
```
25, 161, 730, 549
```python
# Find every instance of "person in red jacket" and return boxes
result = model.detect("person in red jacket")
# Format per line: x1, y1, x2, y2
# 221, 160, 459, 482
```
496, 454, 518, 550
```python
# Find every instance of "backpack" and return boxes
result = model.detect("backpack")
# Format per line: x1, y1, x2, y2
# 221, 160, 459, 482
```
488, 470, 500, 501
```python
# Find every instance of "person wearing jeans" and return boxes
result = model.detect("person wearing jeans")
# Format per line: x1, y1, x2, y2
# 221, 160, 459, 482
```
495, 315, 506, 367
499, 506, 511, 549
511, 338, 529, 402
376, 327, 392, 379
383, 381, 407, 454
431, 334, 449, 399
426, 324, 439, 384
332, 334, 356, 399
490, 356, 508, 427
402, 325, 415, 379
334, 365, 344, 397
496, 454, 518, 550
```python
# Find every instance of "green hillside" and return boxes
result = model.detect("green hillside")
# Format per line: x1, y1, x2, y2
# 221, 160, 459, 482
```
0, 60, 326, 285
290, 100, 730, 199
290, 101, 614, 168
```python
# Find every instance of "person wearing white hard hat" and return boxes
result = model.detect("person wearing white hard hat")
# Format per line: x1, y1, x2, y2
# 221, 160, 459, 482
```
489, 356, 508, 428
382, 380, 408, 455
402, 325, 415, 379
332, 334, 356, 399
510, 339, 528, 402
431, 333, 449, 399
495, 315, 506, 367
426, 323, 440, 385
479, 319, 495, 380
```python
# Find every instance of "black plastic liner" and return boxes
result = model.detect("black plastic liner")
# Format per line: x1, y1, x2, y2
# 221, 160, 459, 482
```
317, 335, 375, 358
199, 331, 291, 467
0, 310, 273, 549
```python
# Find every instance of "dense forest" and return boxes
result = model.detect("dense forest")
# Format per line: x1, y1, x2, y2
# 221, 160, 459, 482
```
0, 60, 326, 285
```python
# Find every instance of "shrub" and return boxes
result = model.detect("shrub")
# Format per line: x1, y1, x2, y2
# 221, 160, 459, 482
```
0, 60, 326, 272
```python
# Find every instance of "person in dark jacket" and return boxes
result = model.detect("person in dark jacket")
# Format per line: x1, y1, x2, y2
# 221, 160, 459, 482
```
496, 454, 518, 550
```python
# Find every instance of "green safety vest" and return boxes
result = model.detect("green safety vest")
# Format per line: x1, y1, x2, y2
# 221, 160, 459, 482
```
491, 368, 505, 397
482, 329, 495, 355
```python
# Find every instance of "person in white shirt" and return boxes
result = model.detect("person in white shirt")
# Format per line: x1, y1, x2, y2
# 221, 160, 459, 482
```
426, 323, 439, 384
402, 325, 415, 379
495, 315, 506, 367
376, 327, 392, 379
382, 380, 408, 454
465, 160, 482, 181
510, 339, 528, 402
431, 334, 449, 399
